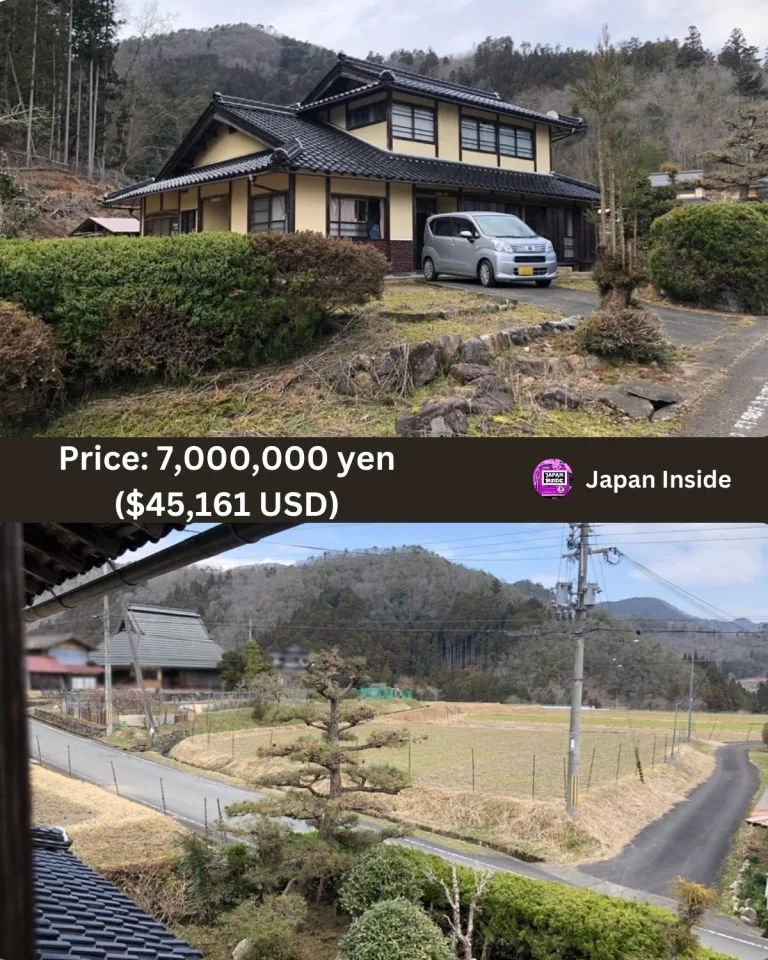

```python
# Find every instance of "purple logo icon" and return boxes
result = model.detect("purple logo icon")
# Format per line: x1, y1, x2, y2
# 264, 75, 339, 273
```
533, 458, 572, 498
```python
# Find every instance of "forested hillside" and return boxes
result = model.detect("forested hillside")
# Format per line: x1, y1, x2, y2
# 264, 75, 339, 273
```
30, 546, 747, 709
1, 2, 766, 184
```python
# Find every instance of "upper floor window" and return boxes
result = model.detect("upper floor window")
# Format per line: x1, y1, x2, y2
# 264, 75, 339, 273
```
461, 118, 496, 153
499, 123, 534, 160
348, 100, 387, 130
250, 193, 287, 233
392, 102, 435, 143
461, 117, 535, 160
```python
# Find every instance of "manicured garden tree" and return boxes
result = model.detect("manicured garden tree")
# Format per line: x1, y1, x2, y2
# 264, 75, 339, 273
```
338, 899, 452, 960
338, 845, 426, 917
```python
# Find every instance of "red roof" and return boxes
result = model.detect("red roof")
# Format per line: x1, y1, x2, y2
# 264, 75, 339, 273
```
25, 656, 102, 676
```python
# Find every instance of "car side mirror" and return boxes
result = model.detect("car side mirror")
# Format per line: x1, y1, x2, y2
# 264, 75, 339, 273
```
459, 230, 475, 241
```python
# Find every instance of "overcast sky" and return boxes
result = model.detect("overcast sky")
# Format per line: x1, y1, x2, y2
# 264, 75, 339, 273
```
124, 523, 768, 622
141, 0, 768, 58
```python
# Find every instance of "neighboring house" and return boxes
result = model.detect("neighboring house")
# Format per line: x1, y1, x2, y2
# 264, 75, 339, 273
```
69, 216, 140, 237
32, 825, 201, 959
90, 603, 224, 690
648, 169, 768, 203
103, 53, 600, 269
24, 633, 102, 691
268, 643, 310, 678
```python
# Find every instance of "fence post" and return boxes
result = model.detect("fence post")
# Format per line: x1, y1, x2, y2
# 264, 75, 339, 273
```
634, 744, 644, 784
408, 738, 412, 783
36, 735, 42, 768
585, 747, 596, 794
204, 797, 208, 835
191, 712, 196, 737
159, 778, 167, 814
217, 799, 225, 841
746, 724, 755, 742
651, 736, 656, 769
663, 733, 668, 762
67, 746, 72, 777
708, 723, 716, 741
110, 761, 120, 796
615, 743, 622, 784
532, 754, 536, 801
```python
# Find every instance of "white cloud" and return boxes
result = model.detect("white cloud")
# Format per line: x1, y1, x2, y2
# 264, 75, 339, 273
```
194, 557, 295, 570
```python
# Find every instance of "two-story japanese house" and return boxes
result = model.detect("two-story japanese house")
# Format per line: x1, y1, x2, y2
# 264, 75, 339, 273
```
104, 54, 599, 271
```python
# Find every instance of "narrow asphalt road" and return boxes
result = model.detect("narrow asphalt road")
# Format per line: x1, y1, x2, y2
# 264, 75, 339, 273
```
581, 742, 760, 894
29, 721, 768, 959
432, 277, 736, 347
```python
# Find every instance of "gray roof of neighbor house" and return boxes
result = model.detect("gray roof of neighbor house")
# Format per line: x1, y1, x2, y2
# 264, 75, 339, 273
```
25, 633, 95, 652
648, 170, 703, 187
32, 826, 201, 959
90, 603, 224, 670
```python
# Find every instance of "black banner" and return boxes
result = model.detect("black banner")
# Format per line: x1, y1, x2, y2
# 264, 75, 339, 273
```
0, 438, 762, 521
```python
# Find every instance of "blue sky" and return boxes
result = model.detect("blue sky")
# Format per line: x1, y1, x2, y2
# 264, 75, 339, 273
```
126, 523, 768, 622
135, 0, 768, 62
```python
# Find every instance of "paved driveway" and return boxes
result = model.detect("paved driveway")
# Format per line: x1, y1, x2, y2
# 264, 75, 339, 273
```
431, 277, 736, 347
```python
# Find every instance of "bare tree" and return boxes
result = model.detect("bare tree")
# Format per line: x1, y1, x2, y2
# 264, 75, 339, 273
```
25, 0, 39, 166
426, 864, 492, 960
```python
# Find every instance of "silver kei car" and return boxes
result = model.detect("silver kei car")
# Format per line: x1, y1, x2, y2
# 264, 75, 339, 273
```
421, 211, 557, 287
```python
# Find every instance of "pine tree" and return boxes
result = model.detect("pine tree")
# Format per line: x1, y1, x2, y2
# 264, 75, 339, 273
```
718, 28, 759, 71
244, 638, 270, 679
676, 26, 709, 69
703, 101, 768, 198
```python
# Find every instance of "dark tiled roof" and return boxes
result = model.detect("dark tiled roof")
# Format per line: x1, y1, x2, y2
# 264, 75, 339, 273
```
32, 827, 201, 959
299, 55, 585, 130
105, 96, 598, 206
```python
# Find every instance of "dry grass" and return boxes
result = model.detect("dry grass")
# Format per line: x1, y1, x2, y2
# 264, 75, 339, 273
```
31, 765, 184, 871
372, 741, 714, 863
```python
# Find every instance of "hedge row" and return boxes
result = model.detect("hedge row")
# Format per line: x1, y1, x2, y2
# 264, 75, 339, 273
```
649, 203, 768, 314
0, 232, 387, 410
346, 845, 727, 960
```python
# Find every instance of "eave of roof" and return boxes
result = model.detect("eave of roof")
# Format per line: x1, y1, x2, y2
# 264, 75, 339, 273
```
25, 655, 102, 675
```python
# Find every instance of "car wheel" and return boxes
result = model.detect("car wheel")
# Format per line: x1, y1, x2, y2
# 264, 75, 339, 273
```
423, 258, 439, 282
535, 279, 553, 288
478, 259, 496, 287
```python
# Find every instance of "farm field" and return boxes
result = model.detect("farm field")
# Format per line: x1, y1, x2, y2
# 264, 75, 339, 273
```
170, 707, 717, 862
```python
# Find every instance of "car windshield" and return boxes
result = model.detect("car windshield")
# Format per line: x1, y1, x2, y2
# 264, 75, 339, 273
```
472, 214, 536, 238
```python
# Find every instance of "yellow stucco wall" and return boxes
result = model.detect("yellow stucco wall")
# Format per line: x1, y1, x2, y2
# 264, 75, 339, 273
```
180, 188, 198, 211
462, 106, 500, 123
330, 177, 386, 197
330, 105, 346, 129
231, 178, 249, 233
392, 138, 436, 157
535, 125, 551, 173
499, 156, 536, 172
250, 172, 290, 195
438, 102, 459, 161
162, 190, 180, 210
193, 125, 267, 167
393, 92, 434, 108
294, 174, 327, 233
200, 182, 229, 199
389, 182, 413, 240
349, 121, 388, 149
462, 149, 499, 168
145, 194, 161, 214
201, 193, 230, 232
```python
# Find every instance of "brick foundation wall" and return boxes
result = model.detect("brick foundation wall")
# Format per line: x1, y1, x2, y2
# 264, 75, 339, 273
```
350, 238, 414, 273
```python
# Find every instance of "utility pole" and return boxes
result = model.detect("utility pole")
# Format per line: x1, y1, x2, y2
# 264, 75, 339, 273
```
566, 523, 589, 816
561, 523, 619, 817
687, 657, 695, 743
103, 592, 113, 735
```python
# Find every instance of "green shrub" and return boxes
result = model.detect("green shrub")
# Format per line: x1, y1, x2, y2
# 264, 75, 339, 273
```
400, 847, 717, 960
216, 892, 308, 960
338, 844, 426, 917
649, 203, 768, 313
338, 899, 451, 960
0, 299, 63, 419
249, 231, 387, 316
575, 305, 672, 364
0, 231, 387, 385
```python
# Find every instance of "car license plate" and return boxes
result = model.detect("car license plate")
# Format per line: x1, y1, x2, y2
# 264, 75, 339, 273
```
517, 266, 534, 276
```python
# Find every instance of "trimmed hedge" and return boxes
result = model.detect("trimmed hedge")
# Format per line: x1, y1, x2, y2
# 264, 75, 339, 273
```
338, 899, 451, 960
0, 300, 63, 418
0, 231, 387, 384
338, 844, 426, 917
649, 203, 768, 314
400, 847, 723, 960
